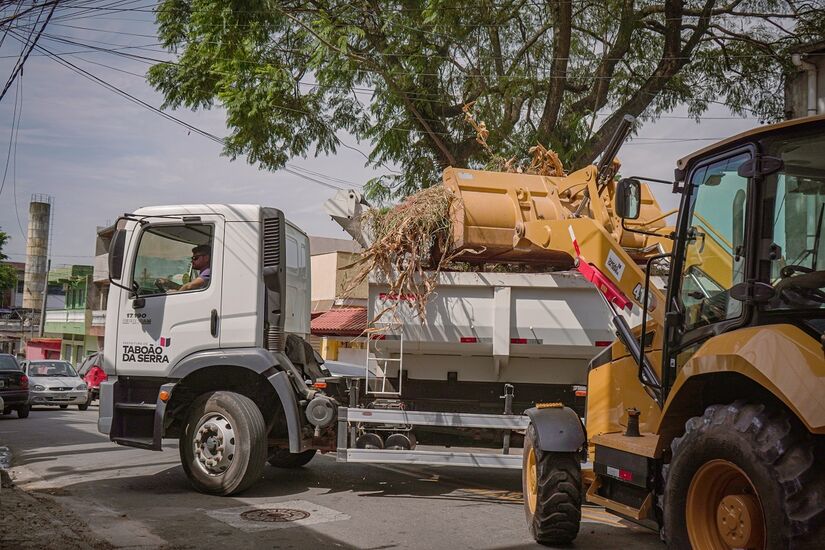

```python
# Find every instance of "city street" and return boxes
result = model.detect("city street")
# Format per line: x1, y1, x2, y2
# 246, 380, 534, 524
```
0, 406, 662, 549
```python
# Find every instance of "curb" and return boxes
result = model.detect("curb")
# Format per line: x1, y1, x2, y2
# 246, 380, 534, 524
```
0, 445, 12, 488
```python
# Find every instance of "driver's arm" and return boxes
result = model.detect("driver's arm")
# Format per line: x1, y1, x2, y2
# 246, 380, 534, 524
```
177, 277, 206, 292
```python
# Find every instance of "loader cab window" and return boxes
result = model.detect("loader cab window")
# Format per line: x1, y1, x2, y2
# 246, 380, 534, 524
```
762, 131, 825, 311
679, 153, 750, 332
131, 224, 214, 296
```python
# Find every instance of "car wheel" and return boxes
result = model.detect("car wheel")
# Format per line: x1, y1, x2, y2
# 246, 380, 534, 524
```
59, 404, 68, 409
78, 402, 89, 411
267, 449, 317, 468
17, 405, 30, 418
179, 391, 267, 496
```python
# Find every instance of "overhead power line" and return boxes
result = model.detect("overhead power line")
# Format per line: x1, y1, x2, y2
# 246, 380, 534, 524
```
0, 0, 59, 103
7, 29, 357, 192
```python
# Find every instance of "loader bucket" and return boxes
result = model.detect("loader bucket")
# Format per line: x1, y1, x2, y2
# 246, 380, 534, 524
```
442, 167, 588, 266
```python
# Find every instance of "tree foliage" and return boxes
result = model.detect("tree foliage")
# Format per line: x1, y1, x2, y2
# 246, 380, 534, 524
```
0, 229, 18, 306
149, 0, 825, 200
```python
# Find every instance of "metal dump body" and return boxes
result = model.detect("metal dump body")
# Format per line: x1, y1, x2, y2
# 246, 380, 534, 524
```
366, 270, 636, 416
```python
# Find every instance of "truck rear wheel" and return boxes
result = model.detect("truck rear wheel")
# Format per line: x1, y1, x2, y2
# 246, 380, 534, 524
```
523, 423, 581, 545
180, 391, 267, 496
267, 449, 316, 468
664, 401, 825, 550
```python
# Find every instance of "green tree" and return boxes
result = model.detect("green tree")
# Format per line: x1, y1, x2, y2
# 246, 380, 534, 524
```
149, 1, 825, 200
0, 229, 18, 307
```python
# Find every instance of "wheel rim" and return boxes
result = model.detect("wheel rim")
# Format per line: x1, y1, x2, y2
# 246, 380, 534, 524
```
686, 459, 765, 550
192, 413, 237, 476
526, 446, 538, 514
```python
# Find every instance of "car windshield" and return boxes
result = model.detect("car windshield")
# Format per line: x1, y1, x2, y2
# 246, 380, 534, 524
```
27, 361, 78, 377
0, 355, 20, 371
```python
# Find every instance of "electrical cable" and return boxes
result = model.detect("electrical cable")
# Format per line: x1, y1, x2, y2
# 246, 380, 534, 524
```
0, 0, 58, 104
8, 29, 356, 192
0, 67, 20, 199
11, 72, 25, 239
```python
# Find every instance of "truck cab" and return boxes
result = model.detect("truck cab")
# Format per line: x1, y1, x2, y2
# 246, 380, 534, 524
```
100, 204, 339, 495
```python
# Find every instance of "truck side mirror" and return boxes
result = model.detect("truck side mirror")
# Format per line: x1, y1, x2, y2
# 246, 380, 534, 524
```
108, 229, 126, 280
615, 178, 641, 220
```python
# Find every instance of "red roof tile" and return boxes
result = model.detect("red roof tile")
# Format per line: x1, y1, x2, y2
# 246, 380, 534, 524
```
310, 307, 367, 337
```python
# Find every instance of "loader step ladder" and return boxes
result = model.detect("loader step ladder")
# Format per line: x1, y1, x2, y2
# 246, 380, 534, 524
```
336, 407, 530, 469
365, 330, 403, 396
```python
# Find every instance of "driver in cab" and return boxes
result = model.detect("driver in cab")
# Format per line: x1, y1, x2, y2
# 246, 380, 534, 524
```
157, 245, 211, 292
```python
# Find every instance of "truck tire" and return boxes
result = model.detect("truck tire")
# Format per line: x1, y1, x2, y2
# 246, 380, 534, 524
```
267, 449, 317, 468
17, 404, 29, 418
664, 401, 825, 550
180, 391, 267, 496
522, 423, 581, 545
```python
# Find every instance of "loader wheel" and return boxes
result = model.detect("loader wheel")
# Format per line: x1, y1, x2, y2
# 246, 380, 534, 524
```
180, 391, 267, 496
522, 423, 581, 545
664, 401, 825, 550
267, 449, 317, 468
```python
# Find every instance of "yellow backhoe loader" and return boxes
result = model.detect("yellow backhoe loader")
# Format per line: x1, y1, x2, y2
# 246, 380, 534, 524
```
444, 114, 825, 549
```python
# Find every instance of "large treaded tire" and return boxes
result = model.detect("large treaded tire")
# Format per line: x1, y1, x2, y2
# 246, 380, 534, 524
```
664, 400, 825, 550
523, 423, 581, 545
267, 449, 317, 468
179, 391, 267, 496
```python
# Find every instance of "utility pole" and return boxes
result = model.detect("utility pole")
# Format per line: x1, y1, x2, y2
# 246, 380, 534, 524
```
38, 259, 50, 337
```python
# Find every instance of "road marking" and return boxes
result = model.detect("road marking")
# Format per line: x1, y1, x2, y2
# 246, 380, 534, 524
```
205, 499, 349, 532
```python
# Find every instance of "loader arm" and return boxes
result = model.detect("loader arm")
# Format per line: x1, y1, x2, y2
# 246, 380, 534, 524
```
442, 166, 671, 328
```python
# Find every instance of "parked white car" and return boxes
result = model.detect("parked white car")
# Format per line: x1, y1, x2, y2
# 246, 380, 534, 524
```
22, 360, 89, 411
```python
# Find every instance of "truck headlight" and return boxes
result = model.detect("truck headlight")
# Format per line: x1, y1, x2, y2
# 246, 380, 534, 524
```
34, 384, 45, 391
76, 383, 87, 390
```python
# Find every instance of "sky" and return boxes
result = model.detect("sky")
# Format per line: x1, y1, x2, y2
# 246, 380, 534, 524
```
0, 3, 761, 268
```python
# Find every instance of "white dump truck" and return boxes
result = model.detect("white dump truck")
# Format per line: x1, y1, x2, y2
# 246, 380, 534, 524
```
99, 202, 622, 494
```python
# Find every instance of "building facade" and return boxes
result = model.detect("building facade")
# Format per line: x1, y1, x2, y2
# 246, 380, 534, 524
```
309, 236, 368, 362
42, 264, 97, 365
785, 41, 825, 119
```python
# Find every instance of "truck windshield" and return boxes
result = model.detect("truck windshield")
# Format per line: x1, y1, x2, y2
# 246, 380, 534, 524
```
764, 130, 825, 311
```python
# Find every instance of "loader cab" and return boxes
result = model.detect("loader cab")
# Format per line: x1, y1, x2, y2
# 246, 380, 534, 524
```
662, 117, 825, 395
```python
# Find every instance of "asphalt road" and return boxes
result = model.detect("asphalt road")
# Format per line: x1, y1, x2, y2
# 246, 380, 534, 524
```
1, 406, 662, 549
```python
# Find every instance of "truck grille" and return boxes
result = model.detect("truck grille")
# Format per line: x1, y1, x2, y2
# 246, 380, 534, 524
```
262, 218, 280, 268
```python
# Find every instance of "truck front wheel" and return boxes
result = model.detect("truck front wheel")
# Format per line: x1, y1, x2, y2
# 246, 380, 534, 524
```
664, 401, 825, 549
522, 423, 581, 545
180, 391, 267, 496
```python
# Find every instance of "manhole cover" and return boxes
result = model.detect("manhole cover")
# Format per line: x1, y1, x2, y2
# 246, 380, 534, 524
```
240, 508, 311, 523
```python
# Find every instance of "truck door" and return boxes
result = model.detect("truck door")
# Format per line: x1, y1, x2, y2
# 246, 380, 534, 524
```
115, 216, 224, 377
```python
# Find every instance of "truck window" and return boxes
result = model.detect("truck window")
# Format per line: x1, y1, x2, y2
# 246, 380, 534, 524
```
132, 224, 214, 296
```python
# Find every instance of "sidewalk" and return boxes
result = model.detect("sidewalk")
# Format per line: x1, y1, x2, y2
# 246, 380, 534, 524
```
0, 446, 112, 549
